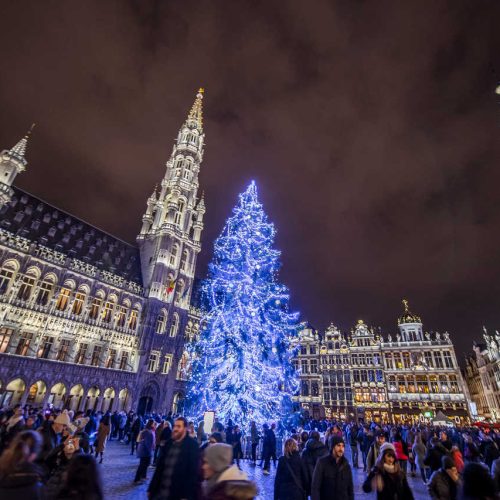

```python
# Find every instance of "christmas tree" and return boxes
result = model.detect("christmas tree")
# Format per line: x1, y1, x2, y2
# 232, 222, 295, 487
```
187, 182, 299, 427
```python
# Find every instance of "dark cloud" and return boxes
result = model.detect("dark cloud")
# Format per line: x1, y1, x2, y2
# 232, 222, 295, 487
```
0, 0, 499, 359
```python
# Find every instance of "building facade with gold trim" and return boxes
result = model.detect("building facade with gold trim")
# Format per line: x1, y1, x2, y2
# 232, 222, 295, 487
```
292, 302, 470, 424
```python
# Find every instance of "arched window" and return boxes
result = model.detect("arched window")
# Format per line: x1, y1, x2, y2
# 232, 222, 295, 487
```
17, 267, 40, 301
180, 249, 190, 273
115, 304, 127, 327
169, 313, 179, 337
0, 260, 19, 295
155, 309, 167, 334
89, 291, 105, 320
55, 281, 75, 311
36, 274, 56, 306
174, 200, 185, 226
183, 161, 192, 180
101, 295, 117, 323
128, 306, 140, 330
169, 244, 179, 266
72, 285, 88, 315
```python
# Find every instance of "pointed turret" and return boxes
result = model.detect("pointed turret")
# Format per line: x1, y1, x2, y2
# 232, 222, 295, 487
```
186, 88, 204, 129
0, 125, 34, 207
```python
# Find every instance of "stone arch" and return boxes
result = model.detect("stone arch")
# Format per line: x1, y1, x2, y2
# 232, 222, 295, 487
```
137, 380, 160, 415
172, 391, 185, 415
101, 387, 116, 413
65, 384, 84, 411
1, 378, 26, 407
118, 388, 130, 412
26, 380, 47, 405
48, 382, 67, 409
85, 386, 101, 411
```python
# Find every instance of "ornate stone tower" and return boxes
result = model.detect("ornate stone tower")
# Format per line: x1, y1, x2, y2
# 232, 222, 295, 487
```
0, 127, 32, 207
397, 299, 423, 342
136, 90, 206, 414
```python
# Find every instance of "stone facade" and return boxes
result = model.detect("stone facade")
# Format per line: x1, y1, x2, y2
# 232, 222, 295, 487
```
292, 301, 470, 424
0, 91, 206, 415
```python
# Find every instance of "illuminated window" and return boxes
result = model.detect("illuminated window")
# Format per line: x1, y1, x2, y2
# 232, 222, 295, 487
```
36, 277, 54, 305
0, 263, 16, 294
75, 343, 88, 364
128, 309, 139, 330
56, 339, 71, 361
156, 310, 167, 334
169, 313, 179, 337
119, 351, 129, 370
148, 352, 159, 372
403, 352, 411, 369
91, 345, 102, 366
115, 306, 127, 327
102, 299, 115, 323
17, 273, 36, 301
385, 353, 393, 369
162, 354, 173, 374
37, 336, 54, 359
15, 332, 33, 356
55, 288, 71, 311
106, 349, 117, 369
72, 292, 86, 315
0, 327, 14, 353
89, 295, 103, 320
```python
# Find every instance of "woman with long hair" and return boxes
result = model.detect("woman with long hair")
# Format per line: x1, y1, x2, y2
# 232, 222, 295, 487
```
0, 430, 44, 499
56, 454, 103, 500
94, 413, 111, 464
362, 442, 414, 500
274, 438, 307, 500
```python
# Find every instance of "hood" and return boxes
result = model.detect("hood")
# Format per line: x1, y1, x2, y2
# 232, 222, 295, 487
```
306, 439, 327, 451
218, 465, 248, 483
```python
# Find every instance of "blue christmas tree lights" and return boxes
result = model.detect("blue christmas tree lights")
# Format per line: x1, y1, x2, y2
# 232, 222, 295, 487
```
187, 181, 299, 427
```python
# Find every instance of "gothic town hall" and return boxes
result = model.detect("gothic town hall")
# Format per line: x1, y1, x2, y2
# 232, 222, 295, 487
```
0, 90, 207, 415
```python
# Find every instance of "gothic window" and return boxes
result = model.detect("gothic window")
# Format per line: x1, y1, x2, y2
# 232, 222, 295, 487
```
180, 249, 190, 273
106, 349, 117, 369
115, 305, 127, 327
162, 354, 173, 374
148, 352, 159, 372
174, 200, 185, 226
15, 332, 33, 356
128, 308, 139, 330
72, 290, 86, 315
55, 287, 72, 311
155, 309, 167, 334
17, 270, 38, 301
0, 327, 14, 353
0, 261, 18, 295
36, 275, 55, 305
101, 298, 115, 323
89, 294, 103, 320
37, 336, 54, 359
56, 339, 71, 361
169, 313, 179, 337
183, 161, 192, 180
169, 244, 179, 266
90, 346, 102, 366
75, 343, 88, 364
119, 351, 129, 370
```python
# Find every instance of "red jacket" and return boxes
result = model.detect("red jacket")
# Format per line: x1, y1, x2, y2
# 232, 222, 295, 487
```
393, 440, 409, 461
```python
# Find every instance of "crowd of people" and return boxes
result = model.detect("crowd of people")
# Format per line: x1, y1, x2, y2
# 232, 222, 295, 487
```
2, 403, 500, 499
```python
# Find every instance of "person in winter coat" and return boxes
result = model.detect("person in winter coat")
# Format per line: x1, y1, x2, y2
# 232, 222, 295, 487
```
311, 435, 354, 500
425, 437, 450, 474
347, 425, 359, 468
392, 432, 409, 473
301, 431, 328, 495
367, 432, 387, 472
94, 413, 111, 464
0, 430, 44, 500
412, 432, 428, 483
362, 442, 414, 500
232, 425, 243, 467
358, 426, 374, 472
262, 423, 277, 475
202, 443, 256, 500
451, 445, 464, 474
134, 419, 156, 484
482, 435, 500, 471
462, 462, 498, 500
38, 410, 70, 464
428, 456, 461, 500
55, 454, 103, 500
464, 434, 481, 463
130, 414, 144, 455
274, 438, 307, 500
250, 421, 260, 465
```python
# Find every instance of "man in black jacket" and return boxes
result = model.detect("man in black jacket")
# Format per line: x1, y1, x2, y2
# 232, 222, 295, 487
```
148, 417, 201, 500
311, 436, 354, 500
301, 431, 328, 494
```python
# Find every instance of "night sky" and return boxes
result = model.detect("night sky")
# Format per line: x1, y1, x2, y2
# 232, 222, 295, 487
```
1, 1, 499, 359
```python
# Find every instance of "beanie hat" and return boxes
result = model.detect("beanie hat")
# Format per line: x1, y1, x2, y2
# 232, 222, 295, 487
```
74, 417, 89, 430
54, 410, 71, 426
204, 443, 233, 473
442, 455, 455, 470
329, 435, 345, 451
379, 442, 396, 455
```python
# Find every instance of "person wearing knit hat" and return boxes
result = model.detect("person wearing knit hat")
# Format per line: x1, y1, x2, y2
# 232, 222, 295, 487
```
54, 410, 71, 427
202, 443, 255, 499
427, 455, 461, 500
311, 433, 354, 499
362, 439, 414, 499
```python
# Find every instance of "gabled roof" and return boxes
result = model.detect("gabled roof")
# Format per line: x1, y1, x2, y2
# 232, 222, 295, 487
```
0, 187, 142, 285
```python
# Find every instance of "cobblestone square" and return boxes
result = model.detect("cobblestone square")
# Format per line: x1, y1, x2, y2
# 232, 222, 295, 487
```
102, 441, 429, 499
